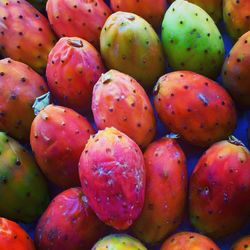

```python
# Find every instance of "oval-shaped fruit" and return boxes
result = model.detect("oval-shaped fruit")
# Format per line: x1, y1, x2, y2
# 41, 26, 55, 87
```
30, 105, 95, 188
79, 127, 145, 230
0, 0, 56, 73
189, 137, 250, 238
222, 31, 250, 107
0, 58, 48, 141
92, 234, 147, 250
162, 0, 224, 78
132, 137, 187, 243
0, 217, 35, 250
35, 188, 107, 250
110, 0, 168, 29
46, 0, 111, 48
46, 37, 105, 113
223, 0, 250, 41
100, 11, 165, 89
0, 132, 49, 223
92, 70, 156, 148
153, 71, 237, 147
231, 235, 250, 250
160, 232, 219, 250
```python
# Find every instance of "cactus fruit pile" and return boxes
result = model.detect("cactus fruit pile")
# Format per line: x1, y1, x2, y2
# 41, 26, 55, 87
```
0, 0, 250, 249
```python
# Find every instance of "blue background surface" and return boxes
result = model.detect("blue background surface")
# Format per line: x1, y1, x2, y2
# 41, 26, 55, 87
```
21, 1, 250, 249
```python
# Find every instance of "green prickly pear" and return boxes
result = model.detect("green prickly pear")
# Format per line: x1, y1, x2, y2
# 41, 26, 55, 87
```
162, 0, 225, 79
0, 132, 49, 223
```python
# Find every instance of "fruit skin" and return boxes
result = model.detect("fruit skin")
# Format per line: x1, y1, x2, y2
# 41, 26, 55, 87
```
231, 236, 250, 250
189, 138, 250, 238
153, 71, 237, 147
132, 137, 187, 243
27, 0, 47, 11
92, 234, 147, 250
46, 37, 105, 114
30, 105, 95, 188
0, 217, 35, 250
79, 127, 145, 230
35, 187, 107, 250
0, 0, 56, 73
46, 0, 111, 48
160, 232, 220, 250
162, 0, 224, 79
0, 132, 49, 223
0, 58, 48, 142
110, 0, 168, 29
222, 31, 250, 107
223, 0, 250, 42
100, 11, 165, 89
92, 70, 156, 148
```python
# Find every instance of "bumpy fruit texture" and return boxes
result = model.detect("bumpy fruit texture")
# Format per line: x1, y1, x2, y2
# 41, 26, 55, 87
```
79, 127, 145, 230
0, 0, 56, 73
28, 0, 47, 11
92, 70, 156, 148
232, 236, 250, 250
132, 137, 187, 243
30, 105, 95, 188
0, 217, 35, 250
189, 138, 250, 238
35, 188, 107, 250
0, 132, 49, 223
223, 0, 250, 41
162, 0, 224, 79
100, 11, 165, 89
0, 58, 48, 141
110, 0, 168, 29
92, 234, 147, 250
160, 232, 220, 250
153, 71, 237, 147
46, 37, 105, 114
46, 0, 111, 48
222, 31, 250, 107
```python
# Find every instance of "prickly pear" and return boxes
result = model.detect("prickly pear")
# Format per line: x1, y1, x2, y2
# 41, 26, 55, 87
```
46, 37, 105, 114
100, 11, 165, 89
132, 137, 187, 243
160, 232, 220, 250
189, 137, 250, 238
92, 234, 147, 250
79, 127, 145, 230
0, 58, 48, 141
222, 31, 250, 107
35, 187, 107, 250
232, 235, 250, 250
92, 70, 156, 148
162, 0, 224, 78
0, 132, 49, 223
46, 0, 111, 48
153, 71, 237, 147
0, 0, 56, 73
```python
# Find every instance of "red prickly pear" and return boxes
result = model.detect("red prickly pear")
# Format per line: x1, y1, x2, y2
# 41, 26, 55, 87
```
35, 187, 107, 250
189, 137, 250, 238
222, 31, 250, 107
110, 0, 168, 29
132, 137, 187, 243
0, 58, 48, 142
153, 71, 237, 147
30, 104, 95, 188
232, 236, 250, 250
223, 0, 250, 41
46, 37, 105, 114
0, 0, 56, 73
92, 70, 156, 148
46, 0, 111, 48
79, 127, 146, 230
0, 217, 35, 250
160, 232, 220, 250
